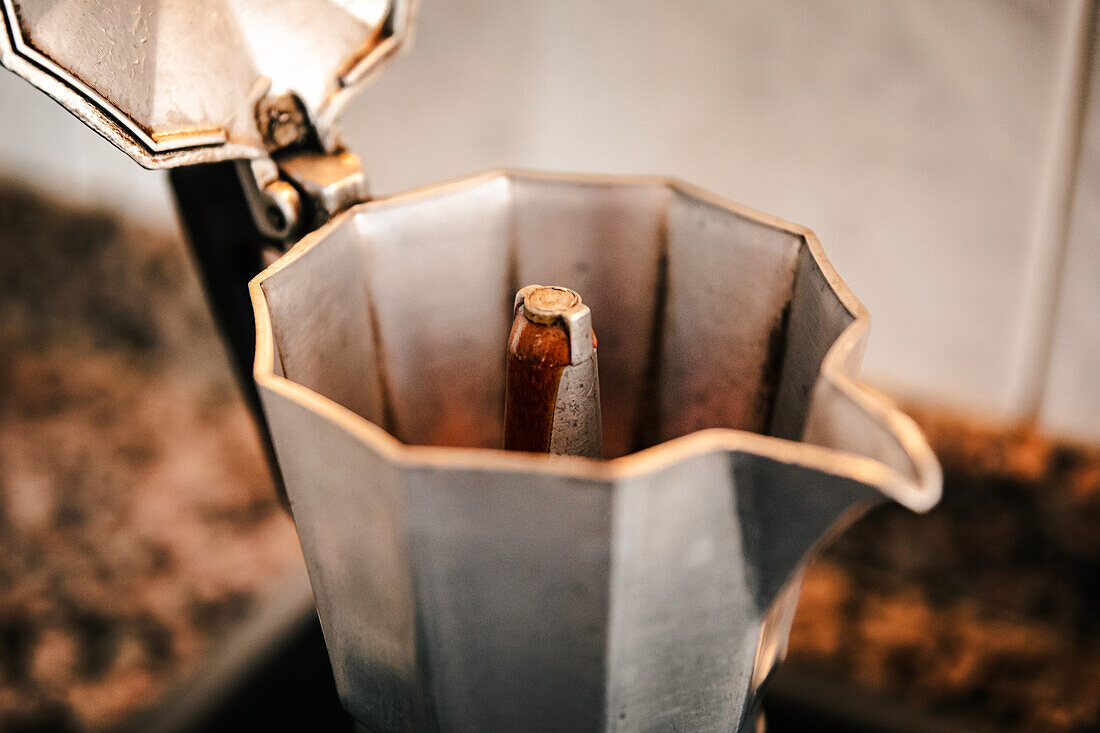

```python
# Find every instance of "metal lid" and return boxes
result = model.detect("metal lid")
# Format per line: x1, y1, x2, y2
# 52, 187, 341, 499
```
0, 0, 416, 169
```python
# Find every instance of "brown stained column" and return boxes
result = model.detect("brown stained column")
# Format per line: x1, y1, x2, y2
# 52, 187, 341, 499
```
504, 285, 602, 458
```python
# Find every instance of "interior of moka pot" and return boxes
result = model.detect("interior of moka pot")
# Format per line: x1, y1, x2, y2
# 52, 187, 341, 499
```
258, 171, 858, 460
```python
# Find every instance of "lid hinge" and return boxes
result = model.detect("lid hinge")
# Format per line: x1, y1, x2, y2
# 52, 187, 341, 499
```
236, 149, 370, 246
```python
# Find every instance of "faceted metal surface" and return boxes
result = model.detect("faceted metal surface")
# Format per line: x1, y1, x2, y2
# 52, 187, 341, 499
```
249, 170, 942, 731
0, 0, 416, 168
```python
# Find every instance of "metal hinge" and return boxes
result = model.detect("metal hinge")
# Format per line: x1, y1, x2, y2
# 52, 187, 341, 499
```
236, 148, 370, 245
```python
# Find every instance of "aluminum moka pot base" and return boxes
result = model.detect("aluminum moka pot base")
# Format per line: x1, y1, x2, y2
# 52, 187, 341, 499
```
250, 169, 941, 732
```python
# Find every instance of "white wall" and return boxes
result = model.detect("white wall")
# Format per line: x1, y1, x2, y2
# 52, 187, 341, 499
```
0, 0, 1096, 441
1044, 5, 1100, 444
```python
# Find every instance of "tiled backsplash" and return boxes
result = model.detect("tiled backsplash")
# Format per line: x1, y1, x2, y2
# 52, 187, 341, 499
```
0, 0, 1095, 441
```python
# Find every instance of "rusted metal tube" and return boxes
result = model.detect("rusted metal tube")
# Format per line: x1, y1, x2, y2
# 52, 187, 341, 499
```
504, 285, 602, 458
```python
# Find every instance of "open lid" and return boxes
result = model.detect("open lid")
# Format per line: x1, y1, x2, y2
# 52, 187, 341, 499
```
0, 0, 416, 168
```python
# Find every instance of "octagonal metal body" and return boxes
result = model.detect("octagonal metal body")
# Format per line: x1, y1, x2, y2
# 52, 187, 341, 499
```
250, 170, 941, 731
0, 0, 416, 167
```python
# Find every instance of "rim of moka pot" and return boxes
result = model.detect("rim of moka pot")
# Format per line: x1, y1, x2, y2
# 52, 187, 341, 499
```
250, 169, 942, 513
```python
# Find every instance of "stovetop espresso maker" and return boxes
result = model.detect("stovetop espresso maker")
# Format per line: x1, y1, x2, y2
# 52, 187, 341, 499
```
2, 3, 941, 730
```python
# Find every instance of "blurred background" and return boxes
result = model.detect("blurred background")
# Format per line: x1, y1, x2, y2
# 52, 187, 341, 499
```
1, 0, 1098, 731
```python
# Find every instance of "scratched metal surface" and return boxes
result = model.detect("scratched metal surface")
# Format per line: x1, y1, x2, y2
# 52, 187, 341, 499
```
0, 0, 415, 166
